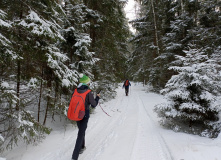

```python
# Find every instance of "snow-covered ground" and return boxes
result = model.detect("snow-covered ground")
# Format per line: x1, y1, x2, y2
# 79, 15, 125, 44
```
2, 83, 221, 160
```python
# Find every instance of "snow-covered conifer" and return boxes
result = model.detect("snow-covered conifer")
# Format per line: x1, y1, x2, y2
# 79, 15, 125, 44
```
0, 0, 79, 151
155, 46, 221, 138
61, 2, 100, 78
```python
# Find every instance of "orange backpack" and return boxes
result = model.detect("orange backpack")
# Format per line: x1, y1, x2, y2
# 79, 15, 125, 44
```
67, 89, 91, 121
125, 80, 129, 86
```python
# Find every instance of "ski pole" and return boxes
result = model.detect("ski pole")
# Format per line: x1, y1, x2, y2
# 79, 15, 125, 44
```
130, 85, 131, 95
99, 103, 111, 117
97, 90, 111, 117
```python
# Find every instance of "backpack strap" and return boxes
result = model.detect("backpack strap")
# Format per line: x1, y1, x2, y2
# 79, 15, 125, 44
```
74, 89, 91, 95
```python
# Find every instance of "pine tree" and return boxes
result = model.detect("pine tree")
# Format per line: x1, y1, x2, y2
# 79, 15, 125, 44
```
83, 0, 130, 100
0, 10, 16, 151
129, 0, 173, 88
61, 1, 100, 78
0, 0, 76, 151
153, 0, 199, 90
0, 9, 13, 76
0, 0, 130, 152
129, 1, 154, 83
155, 46, 221, 138
130, 0, 205, 90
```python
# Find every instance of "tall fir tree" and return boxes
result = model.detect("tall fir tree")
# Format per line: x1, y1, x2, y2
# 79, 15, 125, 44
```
83, 0, 131, 100
0, 0, 131, 152
130, 0, 203, 90
130, 0, 173, 89
0, 0, 76, 151
155, 0, 221, 138
61, 1, 100, 78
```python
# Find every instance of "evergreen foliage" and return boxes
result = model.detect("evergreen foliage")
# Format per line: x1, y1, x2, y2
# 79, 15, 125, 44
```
155, 46, 221, 138
131, 0, 221, 137
130, 0, 220, 91
0, 0, 130, 152
2, 0, 220, 152
83, 0, 130, 100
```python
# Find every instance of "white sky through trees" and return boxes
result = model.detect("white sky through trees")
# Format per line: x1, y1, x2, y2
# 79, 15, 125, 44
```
124, 0, 137, 33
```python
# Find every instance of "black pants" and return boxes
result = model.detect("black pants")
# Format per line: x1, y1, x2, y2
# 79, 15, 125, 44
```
72, 117, 89, 160
125, 87, 129, 96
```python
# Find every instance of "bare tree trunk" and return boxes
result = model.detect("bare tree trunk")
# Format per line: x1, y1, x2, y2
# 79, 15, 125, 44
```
43, 68, 52, 126
16, 5, 24, 111
43, 88, 51, 125
194, 0, 198, 25
16, 59, 20, 111
52, 83, 58, 122
151, 0, 160, 56
181, 0, 184, 14
38, 67, 43, 122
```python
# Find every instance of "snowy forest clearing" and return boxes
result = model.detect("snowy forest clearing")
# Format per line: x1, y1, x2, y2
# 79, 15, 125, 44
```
2, 83, 221, 160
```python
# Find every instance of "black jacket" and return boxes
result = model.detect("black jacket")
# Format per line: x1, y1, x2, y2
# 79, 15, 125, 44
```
74, 85, 99, 118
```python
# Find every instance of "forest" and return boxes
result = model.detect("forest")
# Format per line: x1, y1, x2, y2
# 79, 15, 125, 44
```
0, 0, 221, 153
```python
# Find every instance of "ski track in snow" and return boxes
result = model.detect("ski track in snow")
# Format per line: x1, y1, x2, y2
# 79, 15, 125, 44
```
79, 85, 173, 160
132, 94, 173, 160
2, 84, 175, 160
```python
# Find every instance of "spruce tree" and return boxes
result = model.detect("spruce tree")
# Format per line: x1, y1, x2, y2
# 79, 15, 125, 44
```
61, 1, 100, 78
0, 0, 75, 151
129, 0, 173, 89
0, 9, 15, 152
129, 0, 155, 84
155, 46, 221, 138
83, 0, 130, 100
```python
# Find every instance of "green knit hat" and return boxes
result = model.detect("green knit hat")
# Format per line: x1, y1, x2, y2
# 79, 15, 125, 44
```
79, 73, 91, 84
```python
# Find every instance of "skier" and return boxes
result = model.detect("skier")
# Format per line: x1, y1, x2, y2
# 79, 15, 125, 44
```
123, 79, 131, 96
71, 74, 100, 160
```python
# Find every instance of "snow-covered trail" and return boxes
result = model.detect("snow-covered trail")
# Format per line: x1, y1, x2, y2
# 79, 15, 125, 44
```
4, 84, 171, 160
80, 85, 172, 160
3, 83, 221, 160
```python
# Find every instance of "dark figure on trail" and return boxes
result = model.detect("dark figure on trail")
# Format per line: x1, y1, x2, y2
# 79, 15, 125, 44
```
71, 74, 100, 160
123, 79, 131, 96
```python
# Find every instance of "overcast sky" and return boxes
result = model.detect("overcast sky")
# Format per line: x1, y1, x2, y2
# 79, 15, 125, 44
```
124, 0, 137, 20
124, 0, 137, 32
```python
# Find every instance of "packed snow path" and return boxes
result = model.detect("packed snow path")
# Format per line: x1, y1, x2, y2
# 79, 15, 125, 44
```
3, 84, 221, 160
80, 85, 173, 160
